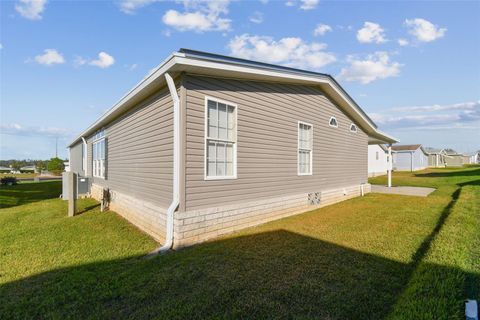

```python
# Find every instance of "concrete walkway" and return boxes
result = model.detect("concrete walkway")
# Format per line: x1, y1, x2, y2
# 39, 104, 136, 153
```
371, 185, 436, 197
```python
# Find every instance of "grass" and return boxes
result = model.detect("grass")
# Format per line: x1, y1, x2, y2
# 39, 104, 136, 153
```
0, 173, 39, 179
0, 166, 479, 319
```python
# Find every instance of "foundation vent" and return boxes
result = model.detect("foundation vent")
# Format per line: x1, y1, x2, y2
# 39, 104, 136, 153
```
308, 192, 321, 205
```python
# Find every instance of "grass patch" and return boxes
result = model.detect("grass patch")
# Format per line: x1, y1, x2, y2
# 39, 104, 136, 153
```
388, 185, 480, 319
0, 181, 62, 209
0, 167, 479, 319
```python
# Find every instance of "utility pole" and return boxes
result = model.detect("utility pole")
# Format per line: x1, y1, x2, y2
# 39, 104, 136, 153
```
55, 136, 58, 158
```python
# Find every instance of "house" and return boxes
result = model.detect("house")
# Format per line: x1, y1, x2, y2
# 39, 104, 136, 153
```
20, 165, 37, 173
391, 144, 428, 171
444, 150, 464, 167
368, 144, 391, 177
67, 49, 397, 249
469, 152, 480, 164
424, 147, 446, 168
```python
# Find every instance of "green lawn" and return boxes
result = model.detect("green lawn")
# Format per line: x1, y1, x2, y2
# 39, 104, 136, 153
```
0, 166, 479, 319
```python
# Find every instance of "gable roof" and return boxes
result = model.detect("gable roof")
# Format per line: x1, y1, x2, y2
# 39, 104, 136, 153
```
391, 144, 422, 152
68, 49, 398, 147
424, 147, 446, 154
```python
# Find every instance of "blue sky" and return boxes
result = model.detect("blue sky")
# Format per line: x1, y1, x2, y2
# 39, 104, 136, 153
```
1, 0, 479, 160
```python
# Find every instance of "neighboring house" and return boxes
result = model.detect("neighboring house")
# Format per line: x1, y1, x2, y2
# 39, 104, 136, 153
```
0, 166, 11, 173
391, 144, 428, 171
368, 144, 391, 177
462, 155, 471, 164
20, 165, 37, 173
68, 49, 397, 249
470, 152, 480, 164
444, 151, 464, 167
424, 147, 446, 168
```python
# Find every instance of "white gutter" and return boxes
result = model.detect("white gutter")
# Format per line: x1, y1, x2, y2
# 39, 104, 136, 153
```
149, 73, 180, 255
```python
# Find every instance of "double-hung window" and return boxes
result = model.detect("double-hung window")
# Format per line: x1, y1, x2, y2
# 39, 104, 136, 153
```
298, 122, 313, 175
205, 97, 237, 179
92, 129, 106, 179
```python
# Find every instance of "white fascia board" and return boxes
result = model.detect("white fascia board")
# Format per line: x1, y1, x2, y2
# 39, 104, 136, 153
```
69, 51, 398, 146
68, 53, 182, 147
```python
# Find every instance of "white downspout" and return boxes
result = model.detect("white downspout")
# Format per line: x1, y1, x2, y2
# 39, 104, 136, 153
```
81, 137, 87, 175
149, 72, 180, 255
387, 145, 392, 188
411, 151, 414, 172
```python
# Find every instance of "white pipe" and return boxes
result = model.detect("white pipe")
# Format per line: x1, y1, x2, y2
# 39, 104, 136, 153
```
387, 145, 392, 188
148, 73, 180, 256
81, 137, 87, 174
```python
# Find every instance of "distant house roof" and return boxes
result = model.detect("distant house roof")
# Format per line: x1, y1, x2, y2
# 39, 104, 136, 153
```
0, 166, 11, 171
424, 147, 446, 154
391, 144, 422, 152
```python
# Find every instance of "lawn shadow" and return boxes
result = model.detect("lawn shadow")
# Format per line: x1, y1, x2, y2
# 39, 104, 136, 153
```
0, 181, 62, 209
2, 220, 478, 319
415, 167, 480, 178
0, 230, 414, 319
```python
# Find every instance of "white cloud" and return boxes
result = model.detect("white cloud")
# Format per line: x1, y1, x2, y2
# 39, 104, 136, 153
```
357, 22, 387, 44
73, 56, 86, 67
127, 63, 138, 71
33, 49, 65, 66
89, 52, 115, 68
0, 43, 3, 49
15, 0, 47, 20
162, 0, 231, 32
0, 123, 69, 138
338, 52, 402, 84
405, 18, 447, 42
249, 11, 263, 24
370, 100, 480, 130
285, 0, 319, 10
314, 24, 332, 36
228, 34, 336, 70
119, 0, 158, 14
300, 0, 319, 10
393, 100, 480, 113
398, 38, 409, 46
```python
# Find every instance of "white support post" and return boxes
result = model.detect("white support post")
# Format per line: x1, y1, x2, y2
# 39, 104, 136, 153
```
387, 144, 392, 188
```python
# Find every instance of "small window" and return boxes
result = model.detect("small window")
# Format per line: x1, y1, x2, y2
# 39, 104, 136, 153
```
205, 97, 237, 179
376, 151, 379, 160
298, 122, 313, 175
350, 123, 357, 133
329, 117, 338, 128
92, 129, 106, 179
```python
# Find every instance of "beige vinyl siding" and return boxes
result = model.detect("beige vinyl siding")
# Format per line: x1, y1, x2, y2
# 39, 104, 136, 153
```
69, 141, 85, 176
184, 75, 368, 211
86, 86, 174, 208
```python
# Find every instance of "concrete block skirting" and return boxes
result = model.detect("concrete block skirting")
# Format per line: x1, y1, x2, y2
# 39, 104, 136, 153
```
90, 184, 167, 242
90, 183, 370, 248
174, 183, 371, 248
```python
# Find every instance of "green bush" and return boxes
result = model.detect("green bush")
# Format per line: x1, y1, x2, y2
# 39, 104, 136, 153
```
1, 176, 18, 186
47, 158, 65, 176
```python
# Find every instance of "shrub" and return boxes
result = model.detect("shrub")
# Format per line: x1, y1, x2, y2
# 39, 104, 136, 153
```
1, 176, 18, 186
47, 157, 65, 176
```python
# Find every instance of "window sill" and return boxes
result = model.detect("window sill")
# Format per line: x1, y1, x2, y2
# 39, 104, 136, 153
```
204, 175, 237, 181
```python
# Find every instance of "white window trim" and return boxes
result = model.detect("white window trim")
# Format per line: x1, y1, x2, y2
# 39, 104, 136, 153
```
297, 121, 313, 176
329, 116, 338, 128
204, 96, 238, 181
92, 129, 106, 179
350, 123, 358, 133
